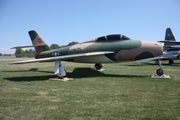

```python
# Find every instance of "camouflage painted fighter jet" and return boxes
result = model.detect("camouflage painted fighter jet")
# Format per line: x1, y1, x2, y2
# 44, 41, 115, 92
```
11, 30, 163, 79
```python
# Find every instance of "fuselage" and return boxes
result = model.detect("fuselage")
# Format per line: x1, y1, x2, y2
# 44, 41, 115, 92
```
36, 35, 163, 63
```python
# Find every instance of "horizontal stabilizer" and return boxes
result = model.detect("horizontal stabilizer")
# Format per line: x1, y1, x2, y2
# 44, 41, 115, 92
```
158, 41, 180, 44
136, 56, 162, 64
170, 45, 180, 48
164, 45, 180, 48
11, 45, 46, 49
11, 51, 114, 64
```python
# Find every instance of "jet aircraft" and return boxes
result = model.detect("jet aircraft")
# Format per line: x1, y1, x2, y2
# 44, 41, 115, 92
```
159, 28, 180, 65
160, 48, 180, 65
11, 30, 163, 79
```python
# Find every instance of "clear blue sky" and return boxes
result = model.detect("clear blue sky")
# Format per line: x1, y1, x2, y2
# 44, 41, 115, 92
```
0, 0, 180, 54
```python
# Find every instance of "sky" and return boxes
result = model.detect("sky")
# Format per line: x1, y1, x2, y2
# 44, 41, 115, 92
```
0, 0, 180, 54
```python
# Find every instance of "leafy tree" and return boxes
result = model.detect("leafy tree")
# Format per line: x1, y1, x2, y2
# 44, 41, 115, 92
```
24, 49, 34, 57
50, 44, 61, 49
15, 48, 24, 57
3, 54, 11, 56
0, 53, 2, 56
27, 49, 35, 57
67, 41, 79, 46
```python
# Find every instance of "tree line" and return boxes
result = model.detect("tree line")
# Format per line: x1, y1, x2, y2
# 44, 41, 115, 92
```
15, 41, 78, 57
0, 53, 12, 56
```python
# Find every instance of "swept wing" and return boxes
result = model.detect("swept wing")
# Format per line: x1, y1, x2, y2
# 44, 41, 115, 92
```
11, 51, 114, 64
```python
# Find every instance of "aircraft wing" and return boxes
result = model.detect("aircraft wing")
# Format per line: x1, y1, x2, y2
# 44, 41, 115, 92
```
11, 45, 45, 49
136, 56, 162, 64
11, 51, 114, 64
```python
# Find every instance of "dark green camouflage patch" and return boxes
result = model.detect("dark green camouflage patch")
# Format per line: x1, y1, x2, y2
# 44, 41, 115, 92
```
135, 52, 154, 60
28, 30, 38, 41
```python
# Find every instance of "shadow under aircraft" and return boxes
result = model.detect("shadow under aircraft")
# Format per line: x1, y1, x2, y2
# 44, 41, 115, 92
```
4, 67, 147, 82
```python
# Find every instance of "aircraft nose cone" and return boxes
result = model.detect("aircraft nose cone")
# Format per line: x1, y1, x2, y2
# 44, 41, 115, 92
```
141, 41, 163, 57
154, 42, 163, 56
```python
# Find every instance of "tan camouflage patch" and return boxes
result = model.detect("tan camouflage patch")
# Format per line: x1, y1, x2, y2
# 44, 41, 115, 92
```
115, 41, 163, 61
32, 35, 47, 53
69, 41, 95, 50
32, 35, 46, 46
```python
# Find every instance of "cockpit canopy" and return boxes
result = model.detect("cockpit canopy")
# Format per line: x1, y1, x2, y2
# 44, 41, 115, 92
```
95, 34, 130, 42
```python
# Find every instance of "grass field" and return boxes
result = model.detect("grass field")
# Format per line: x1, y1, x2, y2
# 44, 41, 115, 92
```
0, 57, 180, 120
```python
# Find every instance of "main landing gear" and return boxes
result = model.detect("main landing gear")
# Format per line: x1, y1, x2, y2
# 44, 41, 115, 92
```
54, 60, 67, 80
168, 60, 174, 65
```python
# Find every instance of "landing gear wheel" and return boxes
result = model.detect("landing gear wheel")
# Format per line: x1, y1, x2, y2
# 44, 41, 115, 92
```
95, 63, 102, 70
156, 69, 164, 76
169, 60, 174, 65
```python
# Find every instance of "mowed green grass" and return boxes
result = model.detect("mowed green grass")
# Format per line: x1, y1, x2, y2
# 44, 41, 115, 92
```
0, 57, 180, 120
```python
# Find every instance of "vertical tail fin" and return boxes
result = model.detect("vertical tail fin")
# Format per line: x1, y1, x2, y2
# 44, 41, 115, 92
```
164, 28, 176, 49
165, 28, 176, 41
28, 30, 50, 55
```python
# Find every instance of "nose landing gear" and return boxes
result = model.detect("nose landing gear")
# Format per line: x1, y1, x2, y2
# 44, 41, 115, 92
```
156, 59, 164, 76
151, 59, 170, 79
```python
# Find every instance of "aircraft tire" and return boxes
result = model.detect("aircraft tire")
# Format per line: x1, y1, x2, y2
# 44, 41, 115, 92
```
95, 63, 102, 70
169, 60, 174, 65
156, 69, 164, 76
